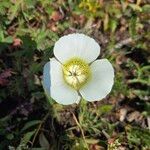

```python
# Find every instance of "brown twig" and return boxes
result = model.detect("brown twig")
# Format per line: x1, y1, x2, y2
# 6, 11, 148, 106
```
71, 112, 89, 150
102, 130, 110, 139
109, 36, 142, 53
31, 112, 49, 147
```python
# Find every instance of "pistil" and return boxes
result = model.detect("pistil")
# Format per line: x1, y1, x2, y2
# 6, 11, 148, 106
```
63, 57, 91, 90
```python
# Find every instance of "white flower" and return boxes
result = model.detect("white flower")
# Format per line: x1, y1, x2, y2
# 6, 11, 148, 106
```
43, 33, 114, 105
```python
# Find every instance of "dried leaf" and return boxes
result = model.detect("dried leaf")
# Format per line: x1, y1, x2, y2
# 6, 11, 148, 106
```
119, 108, 127, 122
0, 69, 13, 86
51, 11, 63, 22
39, 132, 50, 150
13, 38, 22, 47
103, 13, 109, 31
127, 111, 141, 122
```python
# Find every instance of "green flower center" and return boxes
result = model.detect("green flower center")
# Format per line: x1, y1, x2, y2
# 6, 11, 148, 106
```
63, 57, 91, 90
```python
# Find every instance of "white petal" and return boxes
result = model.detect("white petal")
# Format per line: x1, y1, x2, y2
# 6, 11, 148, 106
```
43, 61, 51, 96
54, 33, 100, 63
50, 58, 79, 105
80, 59, 114, 101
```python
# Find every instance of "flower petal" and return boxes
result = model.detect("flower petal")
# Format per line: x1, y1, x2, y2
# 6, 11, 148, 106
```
43, 61, 51, 96
54, 33, 100, 63
50, 58, 79, 105
80, 59, 114, 101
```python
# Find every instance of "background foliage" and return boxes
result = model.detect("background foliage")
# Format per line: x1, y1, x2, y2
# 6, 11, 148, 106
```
0, 0, 149, 149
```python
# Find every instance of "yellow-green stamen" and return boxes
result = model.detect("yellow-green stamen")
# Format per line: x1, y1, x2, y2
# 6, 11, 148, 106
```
63, 57, 91, 90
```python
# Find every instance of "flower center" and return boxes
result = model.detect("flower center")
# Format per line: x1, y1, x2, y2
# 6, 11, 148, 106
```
62, 57, 91, 90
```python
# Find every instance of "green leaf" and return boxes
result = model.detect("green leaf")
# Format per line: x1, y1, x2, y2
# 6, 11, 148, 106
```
142, 4, 150, 13
29, 63, 42, 74
21, 120, 41, 132
129, 4, 142, 12
4, 36, 13, 43
109, 19, 118, 33
31, 148, 46, 150
127, 127, 150, 147
98, 105, 113, 115
8, 0, 22, 21
6, 133, 14, 140
129, 16, 137, 38
19, 130, 36, 146
0, 30, 4, 42
85, 138, 99, 144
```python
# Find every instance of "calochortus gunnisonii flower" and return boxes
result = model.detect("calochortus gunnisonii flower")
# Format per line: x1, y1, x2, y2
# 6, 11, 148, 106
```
43, 33, 114, 105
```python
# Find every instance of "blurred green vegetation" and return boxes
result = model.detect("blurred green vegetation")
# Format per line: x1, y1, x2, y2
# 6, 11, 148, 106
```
0, 0, 150, 149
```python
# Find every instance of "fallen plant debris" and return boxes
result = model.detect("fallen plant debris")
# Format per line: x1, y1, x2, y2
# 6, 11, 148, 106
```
0, 0, 149, 149
0, 69, 14, 86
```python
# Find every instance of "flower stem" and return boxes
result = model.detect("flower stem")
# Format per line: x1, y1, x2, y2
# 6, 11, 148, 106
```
71, 112, 89, 150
